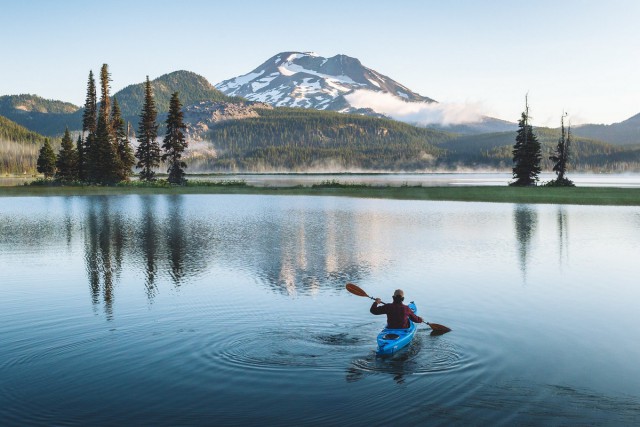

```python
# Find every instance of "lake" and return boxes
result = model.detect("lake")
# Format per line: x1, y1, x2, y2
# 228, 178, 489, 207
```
172, 172, 640, 188
1, 194, 640, 425
4, 172, 640, 188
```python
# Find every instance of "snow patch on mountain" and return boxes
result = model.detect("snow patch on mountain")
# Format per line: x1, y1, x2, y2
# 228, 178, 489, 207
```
224, 70, 264, 89
215, 51, 436, 118
213, 52, 507, 129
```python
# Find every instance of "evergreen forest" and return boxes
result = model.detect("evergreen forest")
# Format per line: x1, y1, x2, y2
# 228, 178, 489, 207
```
2, 69, 640, 176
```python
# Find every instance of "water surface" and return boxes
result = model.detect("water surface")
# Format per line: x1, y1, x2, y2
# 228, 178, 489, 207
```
1, 194, 639, 425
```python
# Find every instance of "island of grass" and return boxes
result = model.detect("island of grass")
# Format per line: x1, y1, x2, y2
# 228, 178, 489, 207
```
1, 178, 639, 206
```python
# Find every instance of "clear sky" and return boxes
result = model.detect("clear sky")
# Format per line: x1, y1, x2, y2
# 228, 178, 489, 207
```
1, 0, 638, 126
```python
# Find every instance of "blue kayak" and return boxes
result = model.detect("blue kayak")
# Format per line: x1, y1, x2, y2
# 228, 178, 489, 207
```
375, 301, 418, 356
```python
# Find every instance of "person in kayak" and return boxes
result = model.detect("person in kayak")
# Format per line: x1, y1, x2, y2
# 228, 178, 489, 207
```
370, 289, 424, 329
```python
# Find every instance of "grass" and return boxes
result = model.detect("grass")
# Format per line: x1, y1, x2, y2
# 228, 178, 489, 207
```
0, 179, 639, 206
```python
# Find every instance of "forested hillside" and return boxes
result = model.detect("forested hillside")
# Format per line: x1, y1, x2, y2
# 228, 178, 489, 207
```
439, 127, 640, 171
0, 115, 48, 143
201, 108, 454, 171
0, 115, 55, 174
573, 113, 640, 146
0, 95, 81, 136
114, 70, 243, 126
0, 72, 241, 137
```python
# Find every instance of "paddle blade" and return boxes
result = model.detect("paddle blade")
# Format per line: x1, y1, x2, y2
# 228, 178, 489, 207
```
427, 322, 451, 334
345, 283, 369, 298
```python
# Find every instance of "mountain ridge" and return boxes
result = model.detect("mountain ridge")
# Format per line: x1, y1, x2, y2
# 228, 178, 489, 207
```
114, 70, 241, 123
573, 113, 640, 146
214, 51, 519, 134
215, 51, 435, 113
0, 54, 638, 153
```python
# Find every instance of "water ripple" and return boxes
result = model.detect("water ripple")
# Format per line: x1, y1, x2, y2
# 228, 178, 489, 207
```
345, 332, 469, 384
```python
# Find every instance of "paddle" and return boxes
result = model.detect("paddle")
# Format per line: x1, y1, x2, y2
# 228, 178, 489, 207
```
345, 282, 451, 334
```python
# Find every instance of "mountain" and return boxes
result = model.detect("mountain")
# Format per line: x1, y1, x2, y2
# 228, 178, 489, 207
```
573, 113, 640, 146
215, 51, 435, 113
114, 70, 241, 124
0, 114, 52, 175
438, 126, 640, 171
182, 100, 273, 141
215, 51, 517, 134
194, 107, 454, 172
0, 71, 239, 137
0, 114, 48, 144
0, 94, 81, 136
0, 94, 78, 114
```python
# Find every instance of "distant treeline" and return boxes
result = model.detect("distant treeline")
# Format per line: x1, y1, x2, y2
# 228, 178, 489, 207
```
205, 108, 453, 171
439, 127, 640, 172
4, 98, 640, 174
0, 115, 48, 144
1, 115, 58, 174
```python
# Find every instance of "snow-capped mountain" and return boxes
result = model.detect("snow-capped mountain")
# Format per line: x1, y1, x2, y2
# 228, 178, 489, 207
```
215, 51, 436, 114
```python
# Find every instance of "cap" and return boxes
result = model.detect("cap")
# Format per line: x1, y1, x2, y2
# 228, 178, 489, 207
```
393, 289, 404, 297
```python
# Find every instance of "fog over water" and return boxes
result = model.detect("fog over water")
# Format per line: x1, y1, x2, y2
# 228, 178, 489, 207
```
188, 172, 640, 188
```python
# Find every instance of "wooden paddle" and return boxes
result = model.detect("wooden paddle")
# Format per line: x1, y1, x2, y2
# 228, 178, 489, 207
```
345, 282, 451, 333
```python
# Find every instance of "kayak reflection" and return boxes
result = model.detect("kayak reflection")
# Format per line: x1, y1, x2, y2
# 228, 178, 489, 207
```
346, 334, 424, 384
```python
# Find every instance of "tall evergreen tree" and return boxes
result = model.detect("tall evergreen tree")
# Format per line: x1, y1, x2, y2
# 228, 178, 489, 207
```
82, 70, 98, 134
162, 92, 188, 184
81, 70, 98, 181
111, 97, 136, 181
548, 112, 575, 186
76, 134, 85, 179
55, 127, 78, 181
93, 109, 120, 184
511, 96, 541, 186
99, 64, 112, 126
135, 76, 160, 181
37, 138, 57, 178
91, 63, 119, 184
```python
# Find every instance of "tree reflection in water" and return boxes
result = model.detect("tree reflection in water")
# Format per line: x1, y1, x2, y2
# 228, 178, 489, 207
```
8, 195, 377, 317
557, 206, 569, 265
84, 197, 121, 320
514, 205, 538, 282
139, 196, 159, 300
166, 195, 186, 286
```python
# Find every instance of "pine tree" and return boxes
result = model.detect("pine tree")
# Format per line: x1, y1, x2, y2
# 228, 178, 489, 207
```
91, 64, 119, 184
82, 70, 98, 135
37, 138, 57, 178
81, 70, 98, 181
99, 64, 112, 126
549, 112, 574, 186
162, 92, 188, 184
511, 96, 541, 186
135, 76, 160, 181
76, 134, 84, 179
93, 109, 120, 184
55, 127, 78, 181
111, 97, 136, 181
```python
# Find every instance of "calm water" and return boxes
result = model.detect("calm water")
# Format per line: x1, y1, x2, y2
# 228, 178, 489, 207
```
4, 172, 640, 187
1, 194, 640, 426
190, 172, 640, 188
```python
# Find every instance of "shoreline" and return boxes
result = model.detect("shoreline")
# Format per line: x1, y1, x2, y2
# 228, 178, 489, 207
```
1, 183, 639, 206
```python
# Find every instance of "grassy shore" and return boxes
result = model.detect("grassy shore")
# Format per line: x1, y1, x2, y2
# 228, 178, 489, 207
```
1, 181, 639, 206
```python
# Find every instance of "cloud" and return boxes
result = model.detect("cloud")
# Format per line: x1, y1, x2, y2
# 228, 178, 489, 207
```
344, 90, 485, 126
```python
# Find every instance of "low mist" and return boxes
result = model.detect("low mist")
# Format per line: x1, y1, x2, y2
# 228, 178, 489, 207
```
344, 90, 484, 126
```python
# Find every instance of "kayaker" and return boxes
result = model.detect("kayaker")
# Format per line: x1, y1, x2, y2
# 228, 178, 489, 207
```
370, 289, 424, 329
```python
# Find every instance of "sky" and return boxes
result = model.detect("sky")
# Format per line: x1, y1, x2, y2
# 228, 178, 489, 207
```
1, 0, 638, 126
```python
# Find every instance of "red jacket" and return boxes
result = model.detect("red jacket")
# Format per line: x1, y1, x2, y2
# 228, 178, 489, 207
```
370, 301, 423, 329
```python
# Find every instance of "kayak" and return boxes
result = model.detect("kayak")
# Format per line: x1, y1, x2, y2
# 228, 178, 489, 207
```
375, 301, 418, 356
